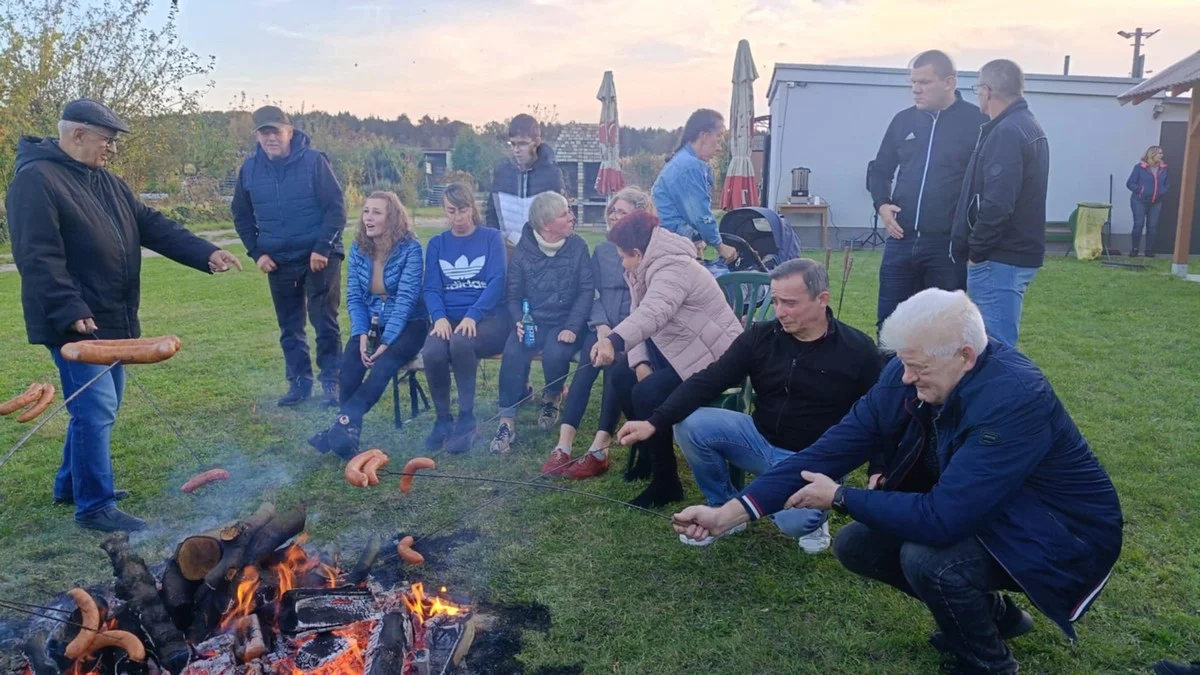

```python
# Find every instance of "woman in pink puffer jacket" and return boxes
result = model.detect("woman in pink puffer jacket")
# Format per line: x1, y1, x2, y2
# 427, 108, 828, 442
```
590, 211, 742, 506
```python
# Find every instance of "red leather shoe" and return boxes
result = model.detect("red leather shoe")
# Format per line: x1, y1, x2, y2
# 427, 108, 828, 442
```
565, 453, 609, 480
541, 447, 571, 476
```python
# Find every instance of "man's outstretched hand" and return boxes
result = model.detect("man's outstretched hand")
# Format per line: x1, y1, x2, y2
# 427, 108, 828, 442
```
209, 250, 244, 273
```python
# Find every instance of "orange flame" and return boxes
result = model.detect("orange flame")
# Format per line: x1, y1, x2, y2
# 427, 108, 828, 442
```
403, 582, 466, 626
219, 565, 261, 630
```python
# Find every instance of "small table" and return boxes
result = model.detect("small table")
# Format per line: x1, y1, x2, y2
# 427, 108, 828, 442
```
777, 202, 831, 249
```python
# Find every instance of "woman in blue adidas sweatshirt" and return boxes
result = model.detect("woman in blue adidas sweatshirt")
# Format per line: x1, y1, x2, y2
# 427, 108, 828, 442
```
310, 191, 427, 458
421, 182, 509, 454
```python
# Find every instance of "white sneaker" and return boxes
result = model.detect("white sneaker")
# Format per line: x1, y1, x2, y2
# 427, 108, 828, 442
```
797, 521, 831, 555
679, 523, 747, 547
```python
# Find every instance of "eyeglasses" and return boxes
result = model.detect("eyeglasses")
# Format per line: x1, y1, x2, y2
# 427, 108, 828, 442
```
970, 84, 990, 96
508, 140, 535, 149
81, 125, 119, 147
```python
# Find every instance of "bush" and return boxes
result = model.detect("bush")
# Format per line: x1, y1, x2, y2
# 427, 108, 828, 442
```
0, 202, 8, 245
159, 201, 230, 226
621, 152, 666, 191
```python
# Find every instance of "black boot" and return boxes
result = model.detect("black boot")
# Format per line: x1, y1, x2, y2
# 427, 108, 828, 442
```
326, 414, 361, 460
278, 378, 313, 407
446, 412, 477, 455
308, 428, 332, 453
629, 446, 685, 508
623, 443, 653, 482
424, 415, 454, 452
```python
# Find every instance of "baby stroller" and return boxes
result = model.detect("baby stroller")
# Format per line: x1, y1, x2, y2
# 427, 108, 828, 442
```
704, 207, 802, 277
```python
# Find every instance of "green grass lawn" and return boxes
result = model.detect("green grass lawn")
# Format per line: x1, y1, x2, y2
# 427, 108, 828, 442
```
1, 233, 1198, 673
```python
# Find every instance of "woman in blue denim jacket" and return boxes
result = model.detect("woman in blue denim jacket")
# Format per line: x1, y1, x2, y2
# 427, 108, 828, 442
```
651, 109, 738, 264
1125, 145, 1169, 257
310, 191, 428, 458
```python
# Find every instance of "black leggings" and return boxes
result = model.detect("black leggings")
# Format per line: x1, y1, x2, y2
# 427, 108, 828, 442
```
338, 320, 428, 424
421, 312, 510, 420
611, 356, 682, 472
560, 331, 626, 433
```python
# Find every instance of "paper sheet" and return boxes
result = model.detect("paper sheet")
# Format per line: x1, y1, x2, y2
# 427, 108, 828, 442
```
494, 193, 537, 245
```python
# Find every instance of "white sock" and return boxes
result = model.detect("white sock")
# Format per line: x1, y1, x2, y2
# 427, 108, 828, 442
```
587, 446, 608, 460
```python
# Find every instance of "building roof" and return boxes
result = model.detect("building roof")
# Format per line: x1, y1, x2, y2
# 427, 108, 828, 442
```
768, 63, 1141, 100
1118, 50, 1200, 105
553, 123, 602, 163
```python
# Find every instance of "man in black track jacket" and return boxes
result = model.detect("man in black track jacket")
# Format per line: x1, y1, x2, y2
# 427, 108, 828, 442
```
868, 50, 987, 334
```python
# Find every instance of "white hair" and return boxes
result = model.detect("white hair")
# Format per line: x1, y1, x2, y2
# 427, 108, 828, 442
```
57, 120, 86, 137
879, 288, 988, 358
528, 192, 569, 232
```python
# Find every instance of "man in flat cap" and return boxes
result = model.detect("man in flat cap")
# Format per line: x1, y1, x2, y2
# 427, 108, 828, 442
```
232, 106, 347, 408
5, 99, 243, 532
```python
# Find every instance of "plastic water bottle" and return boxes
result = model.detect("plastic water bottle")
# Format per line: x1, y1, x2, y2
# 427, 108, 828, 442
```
521, 300, 537, 347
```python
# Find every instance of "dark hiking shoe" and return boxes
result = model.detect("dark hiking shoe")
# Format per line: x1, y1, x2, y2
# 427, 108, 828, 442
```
278, 379, 313, 407
424, 416, 455, 452
327, 415, 361, 460
929, 594, 1033, 654
76, 507, 147, 532
319, 383, 339, 408
308, 429, 332, 454
55, 490, 129, 506
447, 414, 477, 455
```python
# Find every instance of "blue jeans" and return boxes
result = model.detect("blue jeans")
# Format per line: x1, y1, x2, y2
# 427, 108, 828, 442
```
967, 260, 1038, 348
877, 237, 966, 333
675, 408, 825, 538
49, 347, 126, 518
1130, 197, 1163, 253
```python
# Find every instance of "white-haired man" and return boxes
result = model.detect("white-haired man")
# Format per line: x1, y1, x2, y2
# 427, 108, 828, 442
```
673, 288, 1122, 674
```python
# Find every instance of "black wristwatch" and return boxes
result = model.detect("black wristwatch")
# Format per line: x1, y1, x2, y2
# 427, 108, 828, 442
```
832, 486, 848, 514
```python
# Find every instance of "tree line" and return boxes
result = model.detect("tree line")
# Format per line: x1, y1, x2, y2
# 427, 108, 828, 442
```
0, 0, 697, 239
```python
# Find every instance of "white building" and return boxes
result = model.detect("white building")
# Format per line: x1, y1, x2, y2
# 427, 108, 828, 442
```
765, 64, 1194, 252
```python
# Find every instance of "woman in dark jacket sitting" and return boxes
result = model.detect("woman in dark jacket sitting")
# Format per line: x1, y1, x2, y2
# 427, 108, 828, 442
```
489, 192, 594, 454
310, 191, 427, 458
541, 187, 654, 480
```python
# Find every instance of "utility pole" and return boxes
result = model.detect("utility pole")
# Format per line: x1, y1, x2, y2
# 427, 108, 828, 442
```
1117, 27, 1160, 78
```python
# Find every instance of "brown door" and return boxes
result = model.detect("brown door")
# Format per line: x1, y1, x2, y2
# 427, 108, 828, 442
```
1157, 121, 1200, 254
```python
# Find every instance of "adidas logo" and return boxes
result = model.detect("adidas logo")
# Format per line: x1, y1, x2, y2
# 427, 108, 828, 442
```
440, 255, 486, 280
904, 131, 916, 141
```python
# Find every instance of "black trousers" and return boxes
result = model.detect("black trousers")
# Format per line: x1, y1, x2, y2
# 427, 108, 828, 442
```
560, 331, 625, 433
338, 320, 428, 424
421, 312, 510, 420
266, 258, 342, 387
611, 351, 682, 480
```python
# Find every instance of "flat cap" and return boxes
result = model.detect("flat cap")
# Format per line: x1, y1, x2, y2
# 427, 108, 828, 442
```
252, 105, 292, 130
61, 99, 131, 134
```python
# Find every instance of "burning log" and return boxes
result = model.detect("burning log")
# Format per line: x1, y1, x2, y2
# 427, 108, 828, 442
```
348, 532, 383, 585
278, 587, 378, 634
22, 632, 59, 675
233, 614, 266, 663
201, 503, 278, 590
364, 612, 409, 675
243, 504, 307, 565
160, 559, 198, 631
173, 530, 226, 582
99, 533, 191, 674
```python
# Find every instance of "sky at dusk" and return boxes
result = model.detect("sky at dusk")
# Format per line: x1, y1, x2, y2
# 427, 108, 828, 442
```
168, 0, 1200, 128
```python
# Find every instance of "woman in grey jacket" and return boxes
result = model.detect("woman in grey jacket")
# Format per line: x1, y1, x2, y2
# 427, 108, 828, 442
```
542, 188, 653, 480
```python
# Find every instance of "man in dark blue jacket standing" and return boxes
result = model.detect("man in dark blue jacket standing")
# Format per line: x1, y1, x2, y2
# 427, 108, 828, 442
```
673, 289, 1122, 675
951, 60, 1049, 348
232, 106, 347, 407
868, 50, 987, 334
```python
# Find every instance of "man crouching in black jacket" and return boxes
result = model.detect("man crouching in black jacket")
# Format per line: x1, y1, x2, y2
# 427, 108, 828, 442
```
952, 59, 1049, 349
616, 259, 883, 553
6, 99, 242, 533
